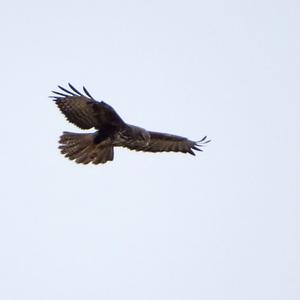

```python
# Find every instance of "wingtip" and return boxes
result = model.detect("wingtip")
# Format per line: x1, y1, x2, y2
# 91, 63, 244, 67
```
67, 82, 76, 91
191, 136, 211, 153
198, 135, 207, 142
187, 148, 196, 155
196, 136, 211, 145
83, 86, 93, 98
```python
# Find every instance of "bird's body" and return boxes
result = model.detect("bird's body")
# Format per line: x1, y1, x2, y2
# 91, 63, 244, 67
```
51, 84, 210, 165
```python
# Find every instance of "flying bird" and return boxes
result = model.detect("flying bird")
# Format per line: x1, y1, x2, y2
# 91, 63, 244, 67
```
51, 83, 210, 165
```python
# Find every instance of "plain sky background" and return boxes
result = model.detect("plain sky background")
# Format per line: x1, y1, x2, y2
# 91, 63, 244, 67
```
0, 0, 299, 299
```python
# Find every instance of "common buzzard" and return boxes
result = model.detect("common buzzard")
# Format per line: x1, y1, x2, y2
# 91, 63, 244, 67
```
51, 84, 210, 165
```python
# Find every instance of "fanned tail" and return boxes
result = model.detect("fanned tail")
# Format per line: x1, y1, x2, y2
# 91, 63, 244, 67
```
58, 132, 114, 165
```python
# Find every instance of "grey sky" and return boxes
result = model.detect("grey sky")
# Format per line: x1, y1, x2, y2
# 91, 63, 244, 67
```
0, 0, 299, 299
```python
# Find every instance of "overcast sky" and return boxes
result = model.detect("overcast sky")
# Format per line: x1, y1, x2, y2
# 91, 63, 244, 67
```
0, 0, 299, 299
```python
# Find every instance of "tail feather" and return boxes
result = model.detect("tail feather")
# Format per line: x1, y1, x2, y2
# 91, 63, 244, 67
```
92, 148, 113, 164
58, 132, 114, 165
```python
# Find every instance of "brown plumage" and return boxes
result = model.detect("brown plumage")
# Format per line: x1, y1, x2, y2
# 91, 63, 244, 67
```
51, 83, 210, 165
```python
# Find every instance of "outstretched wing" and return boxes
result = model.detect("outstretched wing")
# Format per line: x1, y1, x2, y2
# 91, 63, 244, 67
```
127, 131, 210, 155
51, 83, 125, 130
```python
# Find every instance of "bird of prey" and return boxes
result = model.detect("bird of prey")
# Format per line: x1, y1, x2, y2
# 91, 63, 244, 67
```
51, 83, 210, 165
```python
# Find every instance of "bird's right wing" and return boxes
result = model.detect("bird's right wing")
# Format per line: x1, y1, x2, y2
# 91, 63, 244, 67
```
51, 83, 125, 130
145, 132, 210, 155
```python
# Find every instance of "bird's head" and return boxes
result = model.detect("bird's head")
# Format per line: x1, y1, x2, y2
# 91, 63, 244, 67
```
129, 125, 151, 146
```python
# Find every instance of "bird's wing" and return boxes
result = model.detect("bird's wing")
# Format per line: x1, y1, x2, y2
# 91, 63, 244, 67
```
128, 131, 210, 155
51, 83, 125, 130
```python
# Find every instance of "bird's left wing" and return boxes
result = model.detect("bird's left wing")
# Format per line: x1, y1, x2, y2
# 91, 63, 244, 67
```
128, 131, 210, 155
